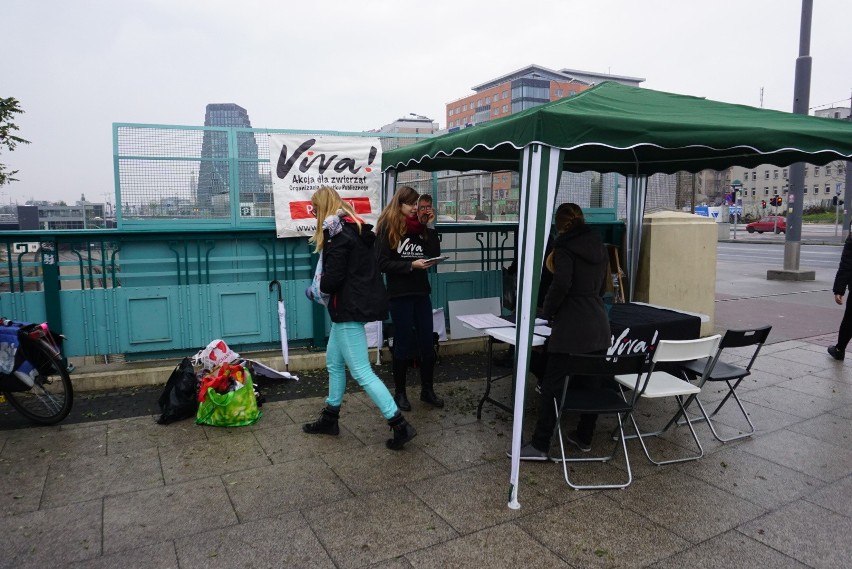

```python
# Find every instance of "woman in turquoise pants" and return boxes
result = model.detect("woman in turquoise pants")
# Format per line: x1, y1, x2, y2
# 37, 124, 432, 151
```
302, 186, 416, 450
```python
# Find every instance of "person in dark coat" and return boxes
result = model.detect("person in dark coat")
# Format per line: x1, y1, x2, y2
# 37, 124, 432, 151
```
828, 227, 852, 361
517, 203, 611, 459
302, 186, 416, 450
375, 187, 444, 410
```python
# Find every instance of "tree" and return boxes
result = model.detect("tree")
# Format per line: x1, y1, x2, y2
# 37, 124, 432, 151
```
0, 97, 31, 187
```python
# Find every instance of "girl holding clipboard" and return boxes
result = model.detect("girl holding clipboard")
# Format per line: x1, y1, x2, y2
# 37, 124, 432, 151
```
375, 187, 444, 411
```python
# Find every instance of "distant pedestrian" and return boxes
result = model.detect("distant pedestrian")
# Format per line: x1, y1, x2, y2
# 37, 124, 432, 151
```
828, 228, 852, 361
302, 186, 416, 450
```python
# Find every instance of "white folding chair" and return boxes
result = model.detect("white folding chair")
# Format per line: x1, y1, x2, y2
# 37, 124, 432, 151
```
614, 335, 722, 465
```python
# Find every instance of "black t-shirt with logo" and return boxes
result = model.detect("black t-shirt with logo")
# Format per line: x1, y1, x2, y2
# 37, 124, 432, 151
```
376, 227, 441, 299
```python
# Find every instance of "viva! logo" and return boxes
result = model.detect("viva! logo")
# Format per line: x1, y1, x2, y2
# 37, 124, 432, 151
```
277, 139, 378, 220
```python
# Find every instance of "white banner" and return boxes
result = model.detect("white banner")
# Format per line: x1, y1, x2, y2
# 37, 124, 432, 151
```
269, 135, 382, 238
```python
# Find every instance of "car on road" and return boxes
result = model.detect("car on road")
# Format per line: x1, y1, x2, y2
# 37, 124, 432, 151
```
746, 215, 786, 234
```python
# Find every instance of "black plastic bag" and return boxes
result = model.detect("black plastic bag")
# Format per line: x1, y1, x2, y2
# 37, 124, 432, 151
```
157, 357, 199, 424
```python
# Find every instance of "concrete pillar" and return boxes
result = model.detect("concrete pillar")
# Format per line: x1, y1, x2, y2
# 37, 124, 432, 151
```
634, 211, 716, 336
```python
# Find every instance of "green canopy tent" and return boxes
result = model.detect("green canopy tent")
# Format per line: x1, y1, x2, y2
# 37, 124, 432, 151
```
381, 81, 852, 509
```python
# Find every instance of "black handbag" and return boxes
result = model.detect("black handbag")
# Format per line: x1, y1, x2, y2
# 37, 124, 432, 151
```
157, 357, 199, 424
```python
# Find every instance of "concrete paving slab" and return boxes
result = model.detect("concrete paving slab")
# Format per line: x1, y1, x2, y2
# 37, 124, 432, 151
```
0, 456, 49, 516
516, 493, 690, 569
0, 499, 102, 569
253, 420, 365, 465
740, 385, 845, 419
66, 542, 179, 569
158, 430, 271, 484
321, 442, 449, 496
405, 523, 571, 568
648, 530, 809, 569
174, 511, 336, 569
102, 476, 238, 554
304, 485, 458, 569
0, 424, 107, 463
416, 421, 509, 471
737, 428, 852, 482
608, 470, 766, 544
738, 499, 852, 569
675, 446, 821, 509
221, 457, 352, 522
42, 446, 163, 508
106, 416, 208, 454
804, 473, 852, 518
786, 412, 852, 449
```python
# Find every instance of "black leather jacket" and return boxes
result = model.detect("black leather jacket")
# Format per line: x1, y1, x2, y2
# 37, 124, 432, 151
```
833, 233, 852, 296
320, 221, 388, 323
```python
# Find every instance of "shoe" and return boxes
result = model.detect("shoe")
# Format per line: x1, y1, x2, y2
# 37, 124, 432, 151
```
828, 346, 845, 361
386, 413, 417, 450
565, 431, 592, 452
506, 442, 549, 461
303, 406, 340, 435
394, 391, 412, 411
420, 389, 445, 408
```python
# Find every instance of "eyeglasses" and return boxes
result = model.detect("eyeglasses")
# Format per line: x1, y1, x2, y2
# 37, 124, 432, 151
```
418, 204, 433, 211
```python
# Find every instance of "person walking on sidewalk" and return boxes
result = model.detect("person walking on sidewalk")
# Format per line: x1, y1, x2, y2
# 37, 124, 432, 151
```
375, 187, 444, 410
302, 186, 416, 450
515, 203, 612, 459
828, 228, 852, 361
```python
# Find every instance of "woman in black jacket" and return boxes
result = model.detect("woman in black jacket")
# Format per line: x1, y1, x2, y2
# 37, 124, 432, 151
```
519, 203, 611, 459
302, 186, 416, 450
828, 228, 852, 361
375, 187, 444, 410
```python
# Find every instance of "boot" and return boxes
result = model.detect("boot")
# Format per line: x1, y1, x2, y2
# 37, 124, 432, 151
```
419, 358, 444, 408
392, 357, 412, 411
303, 405, 340, 435
386, 412, 417, 450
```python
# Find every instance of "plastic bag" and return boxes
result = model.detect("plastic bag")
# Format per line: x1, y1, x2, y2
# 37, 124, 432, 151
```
305, 253, 330, 306
193, 339, 239, 371
157, 357, 199, 425
196, 364, 262, 427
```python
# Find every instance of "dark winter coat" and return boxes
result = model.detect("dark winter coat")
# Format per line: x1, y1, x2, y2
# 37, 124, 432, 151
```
320, 221, 389, 323
376, 227, 441, 298
833, 233, 852, 296
540, 224, 611, 354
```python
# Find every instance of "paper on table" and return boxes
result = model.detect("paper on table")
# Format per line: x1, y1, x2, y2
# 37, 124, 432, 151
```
456, 313, 514, 329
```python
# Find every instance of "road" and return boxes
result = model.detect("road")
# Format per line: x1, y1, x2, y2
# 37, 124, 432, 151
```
714, 237, 844, 344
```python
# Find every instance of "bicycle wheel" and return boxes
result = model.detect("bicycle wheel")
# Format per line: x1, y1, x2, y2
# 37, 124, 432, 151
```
3, 340, 73, 425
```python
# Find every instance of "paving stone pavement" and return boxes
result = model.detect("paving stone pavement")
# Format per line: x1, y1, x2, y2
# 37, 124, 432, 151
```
1, 329, 850, 568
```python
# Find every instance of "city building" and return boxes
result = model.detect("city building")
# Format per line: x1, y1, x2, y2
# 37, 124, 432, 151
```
16, 196, 107, 230
444, 64, 645, 130
197, 104, 268, 215
377, 114, 440, 188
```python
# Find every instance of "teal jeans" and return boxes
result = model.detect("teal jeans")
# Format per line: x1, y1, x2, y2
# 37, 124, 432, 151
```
325, 321, 397, 419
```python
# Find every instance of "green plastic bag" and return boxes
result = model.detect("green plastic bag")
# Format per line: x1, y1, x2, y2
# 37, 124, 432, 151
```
196, 366, 262, 427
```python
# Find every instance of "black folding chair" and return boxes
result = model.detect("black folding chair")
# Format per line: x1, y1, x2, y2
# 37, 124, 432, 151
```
551, 353, 649, 490
675, 325, 772, 442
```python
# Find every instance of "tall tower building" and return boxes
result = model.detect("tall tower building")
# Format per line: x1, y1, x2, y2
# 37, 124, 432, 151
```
197, 104, 264, 212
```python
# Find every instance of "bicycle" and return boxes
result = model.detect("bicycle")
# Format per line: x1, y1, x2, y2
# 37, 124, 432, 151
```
0, 318, 73, 425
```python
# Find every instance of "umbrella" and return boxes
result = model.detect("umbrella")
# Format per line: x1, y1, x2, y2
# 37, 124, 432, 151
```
267, 280, 299, 380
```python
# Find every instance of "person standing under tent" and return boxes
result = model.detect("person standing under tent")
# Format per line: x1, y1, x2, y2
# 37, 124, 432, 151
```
375, 187, 444, 410
515, 203, 611, 459
828, 226, 852, 361
302, 186, 416, 450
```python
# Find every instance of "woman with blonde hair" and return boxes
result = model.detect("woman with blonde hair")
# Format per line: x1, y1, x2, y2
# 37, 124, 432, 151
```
302, 186, 416, 450
375, 186, 443, 410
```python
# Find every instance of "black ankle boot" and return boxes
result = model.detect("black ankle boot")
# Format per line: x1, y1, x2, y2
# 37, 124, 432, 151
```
393, 391, 411, 412
392, 358, 411, 410
386, 413, 416, 450
420, 389, 444, 408
419, 358, 443, 407
828, 345, 845, 361
303, 405, 340, 435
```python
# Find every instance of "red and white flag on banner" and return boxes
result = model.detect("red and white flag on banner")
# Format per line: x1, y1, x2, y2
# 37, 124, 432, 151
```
268, 135, 382, 238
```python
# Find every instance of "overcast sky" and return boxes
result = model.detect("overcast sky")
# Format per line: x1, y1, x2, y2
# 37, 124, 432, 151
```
4, 0, 851, 205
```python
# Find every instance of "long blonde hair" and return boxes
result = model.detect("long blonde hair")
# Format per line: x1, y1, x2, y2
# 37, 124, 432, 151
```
375, 185, 419, 249
309, 186, 362, 253
545, 203, 585, 273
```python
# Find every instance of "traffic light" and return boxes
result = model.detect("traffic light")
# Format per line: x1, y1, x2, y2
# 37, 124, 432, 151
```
761, 200, 767, 209
833, 196, 845, 206
770, 195, 781, 206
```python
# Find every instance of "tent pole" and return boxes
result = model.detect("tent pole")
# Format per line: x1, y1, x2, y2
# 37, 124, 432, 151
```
625, 175, 648, 302
508, 144, 561, 509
